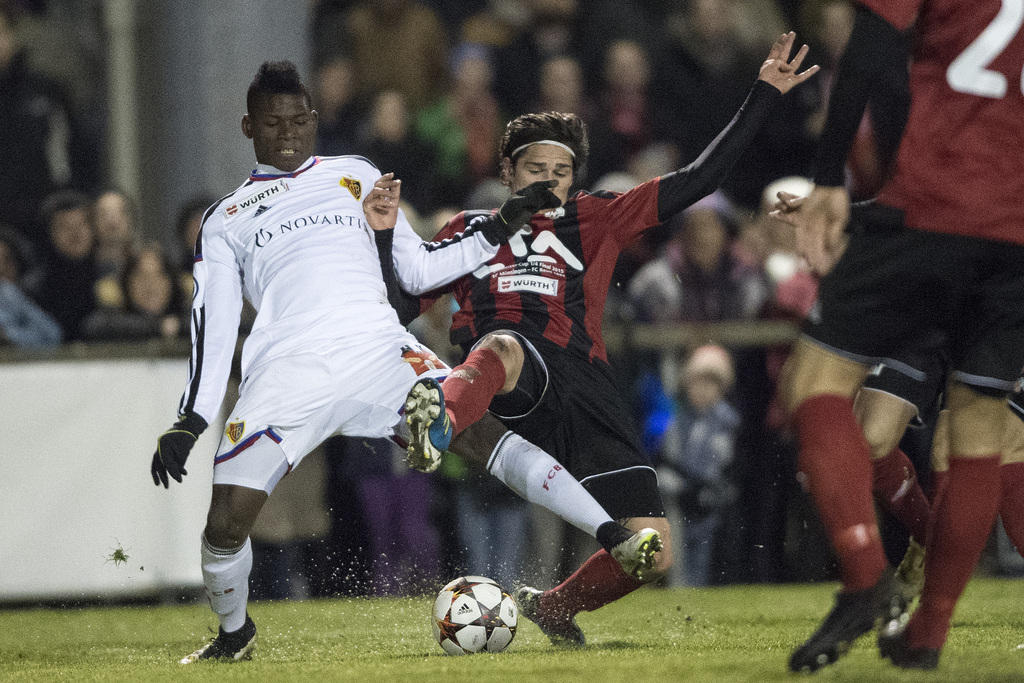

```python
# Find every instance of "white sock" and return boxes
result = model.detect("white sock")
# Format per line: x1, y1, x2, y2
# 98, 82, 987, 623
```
201, 534, 252, 633
487, 431, 613, 537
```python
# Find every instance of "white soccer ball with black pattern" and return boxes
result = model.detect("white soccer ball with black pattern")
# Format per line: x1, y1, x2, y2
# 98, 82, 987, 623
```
431, 575, 518, 655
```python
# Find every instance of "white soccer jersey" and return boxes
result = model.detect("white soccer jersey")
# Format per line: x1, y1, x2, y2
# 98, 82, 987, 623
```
178, 154, 498, 424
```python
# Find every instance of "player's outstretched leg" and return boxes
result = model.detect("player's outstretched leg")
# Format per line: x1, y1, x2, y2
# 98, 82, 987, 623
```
180, 614, 257, 663
515, 586, 586, 647
514, 524, 666, 649
788, 567, 906, 673
404, 377, 452, 472
609, 527, 663, 582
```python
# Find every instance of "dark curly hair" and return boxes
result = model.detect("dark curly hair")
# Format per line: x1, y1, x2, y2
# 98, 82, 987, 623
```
498, 111, 590, 180
247, 61, 311, 114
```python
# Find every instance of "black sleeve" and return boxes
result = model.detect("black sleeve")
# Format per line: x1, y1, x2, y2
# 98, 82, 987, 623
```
848, 197, 904, 230
813, 6, 909, 186
656, 80, 781, 222
373, 228, 422, 327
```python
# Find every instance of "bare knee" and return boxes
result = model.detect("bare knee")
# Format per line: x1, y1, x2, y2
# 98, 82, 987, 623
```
1004, 413, 1024, 464
854, 389, 917, 461
204, 484, 267, 549
946, 383, 1008, 456
476, 332, 525, 393
780, 338, 867, 416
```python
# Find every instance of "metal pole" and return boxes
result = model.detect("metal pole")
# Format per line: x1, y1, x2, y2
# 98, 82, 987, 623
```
102, 0, 140, 212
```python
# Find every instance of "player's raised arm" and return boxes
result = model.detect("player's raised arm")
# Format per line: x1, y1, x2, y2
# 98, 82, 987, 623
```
388, 181, 559, 295
654, 32, 819, 222
797, 7, 908, 274
757, 31, 820, 95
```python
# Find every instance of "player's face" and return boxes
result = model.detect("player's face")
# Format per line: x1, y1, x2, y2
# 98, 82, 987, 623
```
508, 144, 574, 205
243, 93, 318, 173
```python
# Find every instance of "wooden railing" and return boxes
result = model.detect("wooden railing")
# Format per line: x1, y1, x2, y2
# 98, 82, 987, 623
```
0, 321, 802, 364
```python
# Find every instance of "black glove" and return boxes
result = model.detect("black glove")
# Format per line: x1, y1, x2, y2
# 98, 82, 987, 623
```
151, 412, 208, 488
497, 180, 561, 233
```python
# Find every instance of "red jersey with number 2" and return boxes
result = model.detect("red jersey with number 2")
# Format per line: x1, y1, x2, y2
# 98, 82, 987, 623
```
859, 0, 1024, 244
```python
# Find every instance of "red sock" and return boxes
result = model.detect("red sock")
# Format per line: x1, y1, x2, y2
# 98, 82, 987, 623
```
540, 550, 643, 620
442, 347, 506, 435
1000, 461, 1024, 555
793, 395, 886, 591
872, 448, 931, 541
929, 469, 948, 505
908, 456, 1001, 650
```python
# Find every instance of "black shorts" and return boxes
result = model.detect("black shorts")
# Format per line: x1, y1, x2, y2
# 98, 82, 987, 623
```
806, 204, 1024, 393
861, 334, 948, 426
481, 331, 665, 520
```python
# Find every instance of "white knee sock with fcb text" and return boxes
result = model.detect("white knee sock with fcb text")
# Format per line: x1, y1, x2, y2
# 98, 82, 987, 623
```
487, 431, 613, 538
201, 534, 252, 633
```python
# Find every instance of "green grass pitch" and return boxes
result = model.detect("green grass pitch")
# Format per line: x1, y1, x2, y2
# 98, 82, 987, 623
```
1, 578, 1022, 681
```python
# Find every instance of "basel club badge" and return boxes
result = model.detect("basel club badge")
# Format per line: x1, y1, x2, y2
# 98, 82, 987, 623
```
339, 176, 361, 200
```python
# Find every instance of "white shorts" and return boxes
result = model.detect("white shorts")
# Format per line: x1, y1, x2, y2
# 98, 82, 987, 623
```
212, 331, 448, 492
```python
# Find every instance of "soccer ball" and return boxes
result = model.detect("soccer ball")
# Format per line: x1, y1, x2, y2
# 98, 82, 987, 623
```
432, 575, 518, 655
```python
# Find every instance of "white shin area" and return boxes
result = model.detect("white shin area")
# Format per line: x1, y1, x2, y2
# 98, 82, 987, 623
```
487, 431, 613, 538
200, 535, 252, 633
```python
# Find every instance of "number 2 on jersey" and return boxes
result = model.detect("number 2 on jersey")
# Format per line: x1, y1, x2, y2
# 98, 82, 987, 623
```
947, 0, 1024, 98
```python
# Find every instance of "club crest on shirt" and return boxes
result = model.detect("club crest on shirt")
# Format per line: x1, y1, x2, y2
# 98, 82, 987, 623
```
226, 421, 246, 444
339, 176, 362, 200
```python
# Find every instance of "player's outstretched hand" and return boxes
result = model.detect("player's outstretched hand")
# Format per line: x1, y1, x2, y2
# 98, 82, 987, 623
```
151, 412, 208, 488
363, 172, 402, 231
770, 186, 850, 275
497, 180, 561, 234
757, 31, 819, 95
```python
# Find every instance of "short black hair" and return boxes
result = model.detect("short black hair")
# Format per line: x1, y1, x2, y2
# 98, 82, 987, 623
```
498, 112, 590, 178
246, 60, 312, 114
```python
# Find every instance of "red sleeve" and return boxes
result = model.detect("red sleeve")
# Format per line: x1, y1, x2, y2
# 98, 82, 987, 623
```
857, 0, 921, 30
577, 179, 661, 249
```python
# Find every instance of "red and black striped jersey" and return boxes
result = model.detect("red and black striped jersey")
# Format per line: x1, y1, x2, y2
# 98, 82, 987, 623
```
430, 181, 661, 363
413, 81, 782, 365
414, 81, 782, 364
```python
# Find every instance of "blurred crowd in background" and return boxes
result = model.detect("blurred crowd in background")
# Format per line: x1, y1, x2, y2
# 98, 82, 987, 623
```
3, 0, 1018, 600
